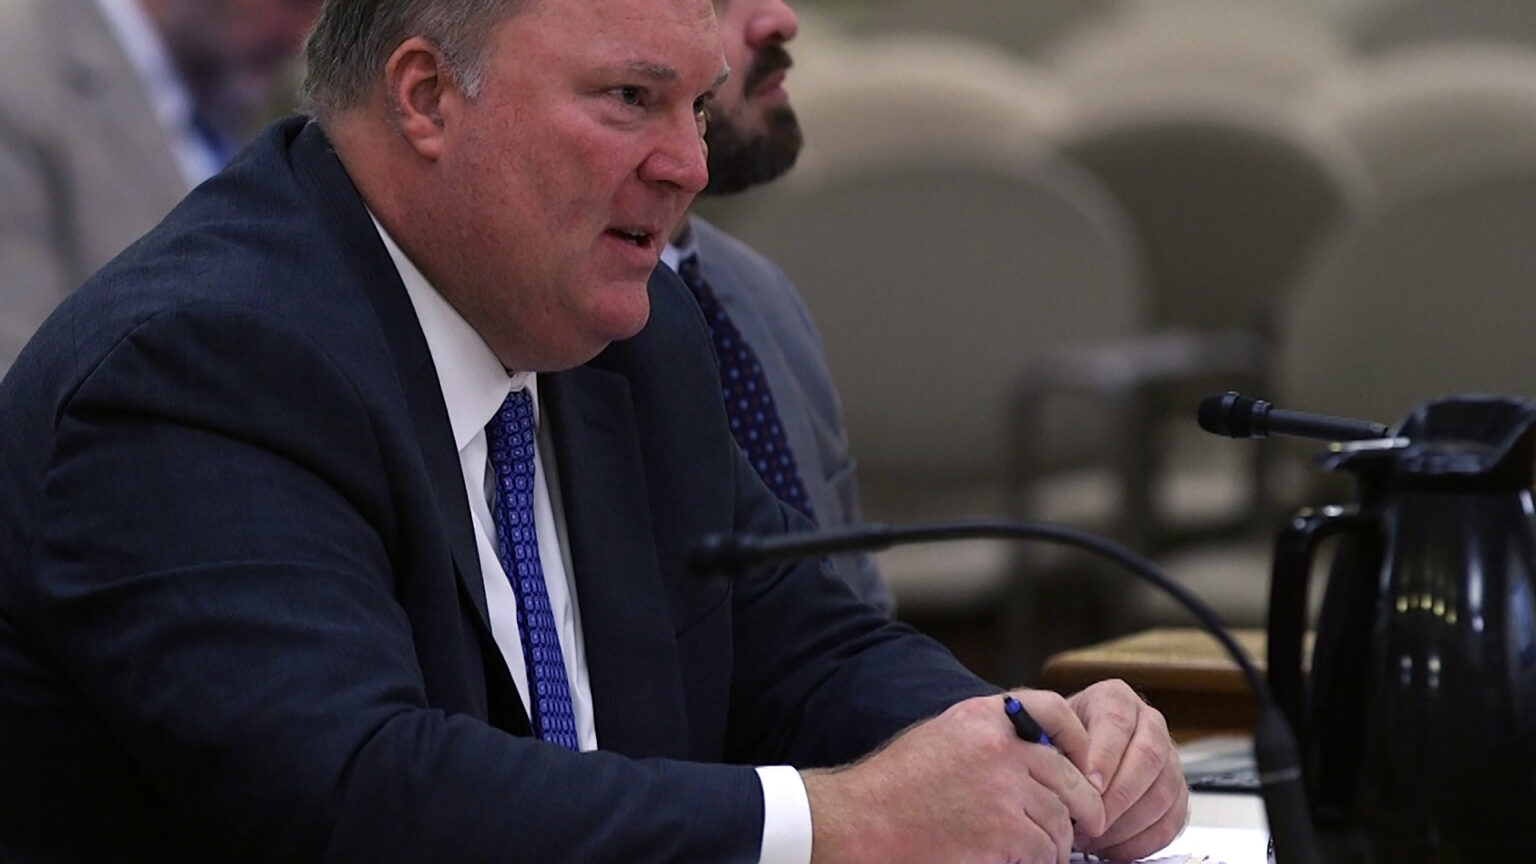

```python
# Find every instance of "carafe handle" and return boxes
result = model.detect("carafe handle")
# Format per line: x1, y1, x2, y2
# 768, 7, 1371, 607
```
1267, 506, 1368, 733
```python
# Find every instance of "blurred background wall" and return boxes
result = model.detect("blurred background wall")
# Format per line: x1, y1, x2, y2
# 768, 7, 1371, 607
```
694, 0, 1536, 684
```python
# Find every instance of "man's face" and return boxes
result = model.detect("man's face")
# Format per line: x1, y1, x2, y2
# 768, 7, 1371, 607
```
702, 0, 803, 195
432, 0, 724, 371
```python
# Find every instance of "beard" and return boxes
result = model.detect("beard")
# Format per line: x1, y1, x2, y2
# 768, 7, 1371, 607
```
701, 105, 804, 195
700, 43, 804, 196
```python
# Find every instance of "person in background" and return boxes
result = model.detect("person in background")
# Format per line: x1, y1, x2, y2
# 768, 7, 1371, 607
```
664, 0, 893, 613
0, 0, 321, 372
0, 0, 1187, 860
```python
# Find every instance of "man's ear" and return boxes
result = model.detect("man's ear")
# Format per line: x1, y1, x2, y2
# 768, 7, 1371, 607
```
385, 36, 459, 161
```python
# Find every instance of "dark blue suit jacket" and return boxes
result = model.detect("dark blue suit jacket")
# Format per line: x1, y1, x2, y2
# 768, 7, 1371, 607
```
0, 119, 991, 861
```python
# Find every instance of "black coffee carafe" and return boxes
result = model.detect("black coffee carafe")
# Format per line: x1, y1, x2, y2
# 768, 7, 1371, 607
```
1267, 395, 1536, 861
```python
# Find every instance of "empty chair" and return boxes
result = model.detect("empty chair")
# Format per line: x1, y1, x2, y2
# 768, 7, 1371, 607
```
1058, 91, 1369, 337
1278, 168, 1536, 431
724, 160, 1146, 585
1306, 44, 1536, 202
1041, 89, 1369, 571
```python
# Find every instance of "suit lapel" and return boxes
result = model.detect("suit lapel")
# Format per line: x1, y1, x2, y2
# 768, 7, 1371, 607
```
287, 122, 491, 631
543, 366, 691, 758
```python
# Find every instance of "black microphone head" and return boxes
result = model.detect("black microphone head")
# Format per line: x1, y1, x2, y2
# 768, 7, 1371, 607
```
1197, 392, 1234, 436
1198, 391, 1255, 438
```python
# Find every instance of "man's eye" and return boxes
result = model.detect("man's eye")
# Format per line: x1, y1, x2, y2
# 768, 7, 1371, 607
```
694, 100, 711, 134
615, 87, 645, 107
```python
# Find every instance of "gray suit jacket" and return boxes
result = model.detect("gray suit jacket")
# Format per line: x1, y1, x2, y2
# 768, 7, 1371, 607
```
689, 216, 892, 614
0, 0, 189, 371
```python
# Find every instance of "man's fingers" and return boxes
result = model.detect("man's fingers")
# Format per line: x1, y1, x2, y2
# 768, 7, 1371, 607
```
1080, 761, 1189, 861
1013, 689, 1090, 761
1097, 698, 1172, 827
1016, 771, 1075, 864
1068, 681, 1142, 796
1021, 741, 1107, 838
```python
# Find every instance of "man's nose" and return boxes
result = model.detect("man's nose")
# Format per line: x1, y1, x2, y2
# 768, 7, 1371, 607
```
746, 0, 799, 46
641, 112, 710, 194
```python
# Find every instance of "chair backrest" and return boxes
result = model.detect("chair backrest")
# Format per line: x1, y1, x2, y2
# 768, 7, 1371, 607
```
851, 0, 1126, 59
1045, 0, 1350, 107
1306, 44, 1536, 202
1352, 0, 1536, 55
694, 32, 1072, 232
1277, 168, 1536, 429
1058, 95, 1368, 336
722, 155, 1146, 495
786, 33, 1074, 166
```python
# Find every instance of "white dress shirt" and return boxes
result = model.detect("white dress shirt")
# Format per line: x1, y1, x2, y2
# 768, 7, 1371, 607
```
661, 233, 695, 272
94, 0, 227, 186
373, 219, 812, 864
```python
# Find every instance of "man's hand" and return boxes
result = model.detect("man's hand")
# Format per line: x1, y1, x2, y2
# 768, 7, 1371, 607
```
1065, 679, 1189, 861
802, 692, 1107, 864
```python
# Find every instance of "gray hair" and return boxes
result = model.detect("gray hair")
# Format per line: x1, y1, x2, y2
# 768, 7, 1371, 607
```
301, 0, 527, 118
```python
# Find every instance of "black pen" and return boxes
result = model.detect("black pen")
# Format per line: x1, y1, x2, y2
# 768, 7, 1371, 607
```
1003, 694, 1053, 747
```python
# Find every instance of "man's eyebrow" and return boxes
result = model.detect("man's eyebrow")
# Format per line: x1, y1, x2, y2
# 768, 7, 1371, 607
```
618, 61, 731, 93
622, 60, 681, 81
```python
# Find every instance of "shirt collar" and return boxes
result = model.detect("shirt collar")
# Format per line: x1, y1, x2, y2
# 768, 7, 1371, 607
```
661, 219, 699, 273
369, 214, 536, 451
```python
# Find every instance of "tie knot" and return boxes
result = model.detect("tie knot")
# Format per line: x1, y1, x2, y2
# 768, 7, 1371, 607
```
488, 388, 536, 455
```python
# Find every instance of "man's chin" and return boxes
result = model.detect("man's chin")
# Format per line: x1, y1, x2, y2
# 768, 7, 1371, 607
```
589, 288, 654, 345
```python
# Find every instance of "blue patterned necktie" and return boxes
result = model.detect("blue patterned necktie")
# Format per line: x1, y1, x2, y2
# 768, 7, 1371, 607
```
678, 254, 816, 521
486, 388, 580, 751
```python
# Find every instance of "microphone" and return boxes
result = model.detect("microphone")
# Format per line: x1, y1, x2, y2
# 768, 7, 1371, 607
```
1199, 391, 1389, 441
690, 519, 1320, 864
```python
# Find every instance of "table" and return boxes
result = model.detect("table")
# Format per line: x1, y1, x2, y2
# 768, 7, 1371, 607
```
1040, 627, 1311, 742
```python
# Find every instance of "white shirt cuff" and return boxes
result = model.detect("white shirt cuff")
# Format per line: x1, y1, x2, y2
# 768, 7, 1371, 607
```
755, 765, 813, 864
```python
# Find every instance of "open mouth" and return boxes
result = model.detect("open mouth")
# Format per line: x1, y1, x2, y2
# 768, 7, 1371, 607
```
607, 228, 654, 249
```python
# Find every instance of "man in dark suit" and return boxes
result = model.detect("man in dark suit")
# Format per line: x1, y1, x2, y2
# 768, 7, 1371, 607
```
0, 0, 1187, 861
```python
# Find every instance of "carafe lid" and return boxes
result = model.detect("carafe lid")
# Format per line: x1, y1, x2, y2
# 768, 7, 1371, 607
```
1318, 395, 1536, 488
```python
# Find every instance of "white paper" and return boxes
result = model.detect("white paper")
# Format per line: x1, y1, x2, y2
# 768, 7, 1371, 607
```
1138, 825, 1271, 864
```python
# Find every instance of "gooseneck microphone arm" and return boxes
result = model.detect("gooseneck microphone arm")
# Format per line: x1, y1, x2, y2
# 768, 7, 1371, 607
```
1199, 391, 1390, 441
690, 519, 1320, 864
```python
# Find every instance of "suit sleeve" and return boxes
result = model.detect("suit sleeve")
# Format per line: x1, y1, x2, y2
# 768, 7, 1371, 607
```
22, 305, 765, 863
721, 449, 998, 769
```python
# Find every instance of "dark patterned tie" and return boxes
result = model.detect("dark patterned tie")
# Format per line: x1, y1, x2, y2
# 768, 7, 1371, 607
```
486, 388, 580, 750
677, 253, 816, 521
